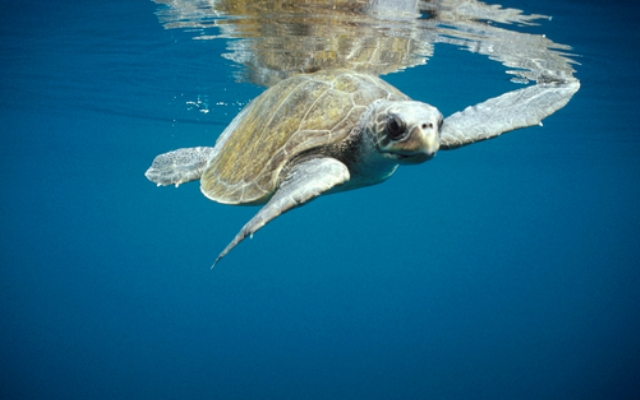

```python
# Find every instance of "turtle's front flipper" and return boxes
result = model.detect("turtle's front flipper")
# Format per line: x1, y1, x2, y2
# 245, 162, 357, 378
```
440, 81, 580, 150
214, 157, 350, 266
145, 147, 214, 187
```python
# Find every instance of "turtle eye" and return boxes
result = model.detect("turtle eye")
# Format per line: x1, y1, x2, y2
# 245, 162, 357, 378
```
386, 115, 407, 140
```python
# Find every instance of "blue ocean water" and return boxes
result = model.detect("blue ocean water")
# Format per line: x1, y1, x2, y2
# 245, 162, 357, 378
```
1, 0, 639, 399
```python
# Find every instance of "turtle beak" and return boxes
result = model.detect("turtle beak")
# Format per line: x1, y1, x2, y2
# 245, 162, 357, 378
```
394, 123, 440, 164
417, 123, 440, 155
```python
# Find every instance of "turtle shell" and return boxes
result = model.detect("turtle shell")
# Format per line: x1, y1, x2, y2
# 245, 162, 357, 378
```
201, 70, 407, 204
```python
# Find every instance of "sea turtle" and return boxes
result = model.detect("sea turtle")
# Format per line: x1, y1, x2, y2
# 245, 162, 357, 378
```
146, 70, 578, 265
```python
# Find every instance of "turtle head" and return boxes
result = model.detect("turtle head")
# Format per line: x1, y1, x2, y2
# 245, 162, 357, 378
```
371, 100, 442, 165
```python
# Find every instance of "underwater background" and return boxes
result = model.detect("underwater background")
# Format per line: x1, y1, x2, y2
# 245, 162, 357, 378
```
1, 0, 639, 399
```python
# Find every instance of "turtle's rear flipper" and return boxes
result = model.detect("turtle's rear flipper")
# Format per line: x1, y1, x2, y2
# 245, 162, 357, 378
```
213, 157, 350, 266
145, 147, 214, 187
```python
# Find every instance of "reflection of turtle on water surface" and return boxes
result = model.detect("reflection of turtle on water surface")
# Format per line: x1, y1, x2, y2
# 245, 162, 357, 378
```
146, 69, 578, 265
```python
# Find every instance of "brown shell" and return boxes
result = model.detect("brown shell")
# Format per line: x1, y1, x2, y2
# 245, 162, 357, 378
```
200, 70, 407, 204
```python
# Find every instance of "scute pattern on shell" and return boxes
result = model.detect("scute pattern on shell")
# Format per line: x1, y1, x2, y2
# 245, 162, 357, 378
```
200, 70, 407, 204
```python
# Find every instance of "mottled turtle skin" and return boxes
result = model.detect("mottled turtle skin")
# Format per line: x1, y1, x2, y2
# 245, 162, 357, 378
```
145, 69, 579, 265
201, 71, 409, 205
